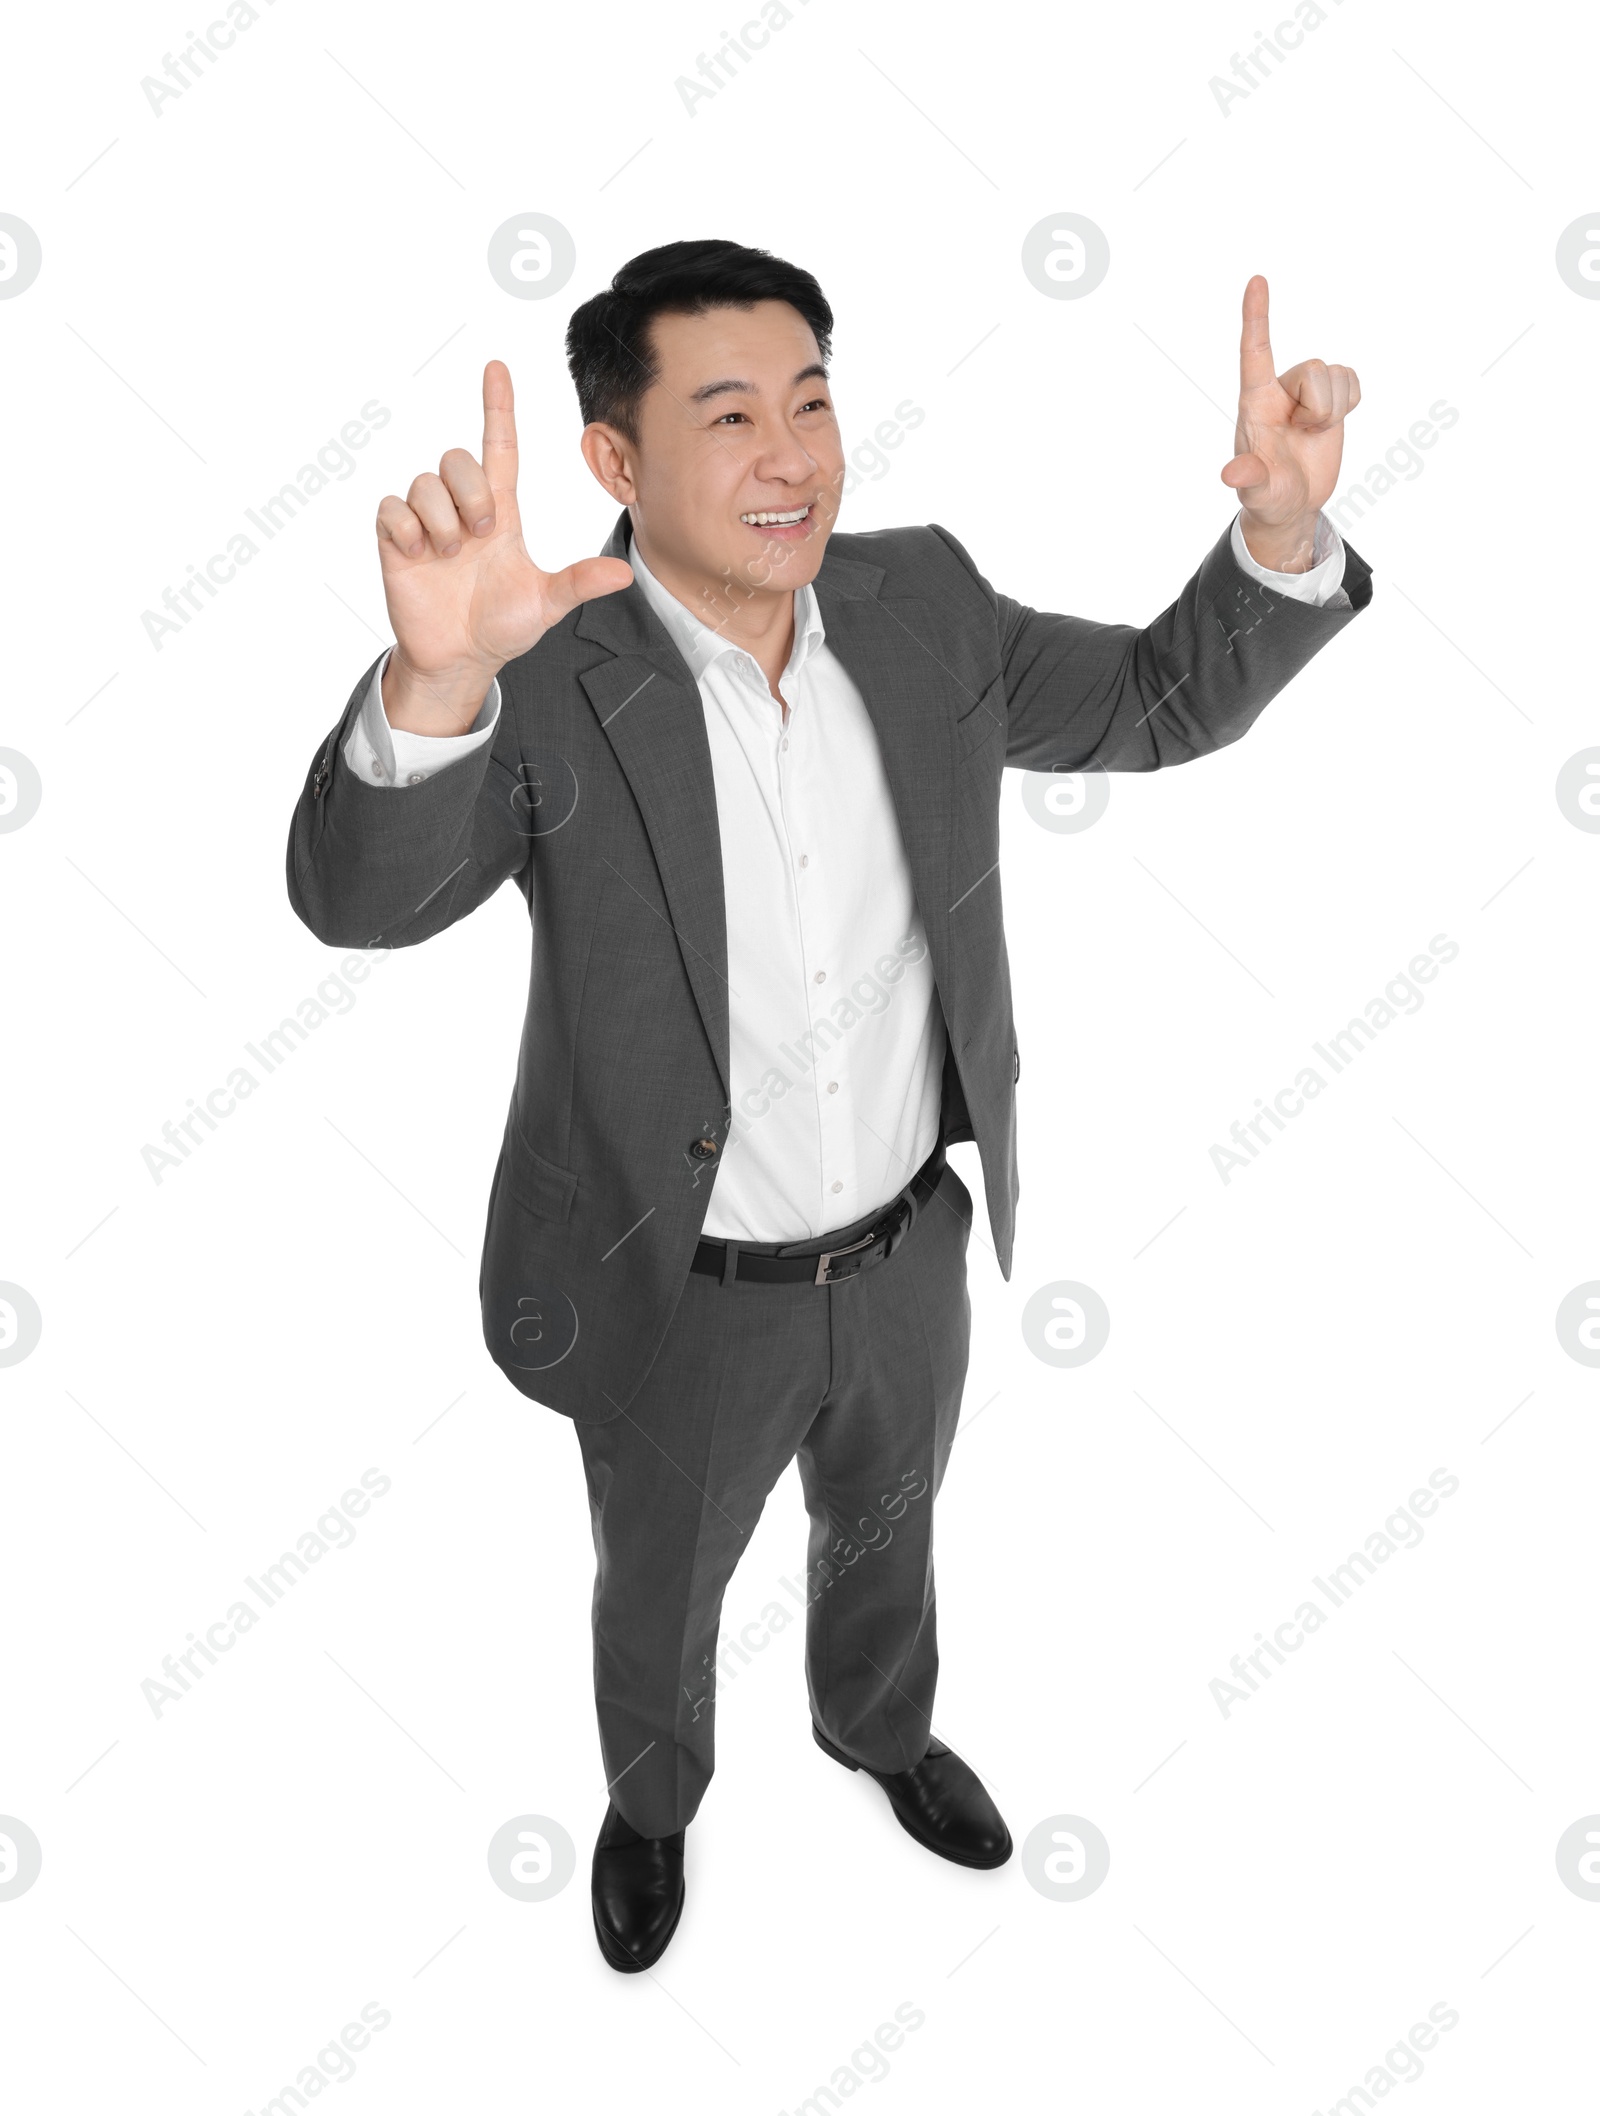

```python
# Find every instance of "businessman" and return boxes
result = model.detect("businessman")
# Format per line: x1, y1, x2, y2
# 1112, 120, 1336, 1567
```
287, 239, 1369, 1972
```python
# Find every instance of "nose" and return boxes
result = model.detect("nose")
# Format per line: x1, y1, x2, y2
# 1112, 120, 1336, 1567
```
752, 423, 818, 485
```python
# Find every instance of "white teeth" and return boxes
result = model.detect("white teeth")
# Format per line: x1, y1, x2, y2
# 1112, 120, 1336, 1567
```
740, 506, 810, 525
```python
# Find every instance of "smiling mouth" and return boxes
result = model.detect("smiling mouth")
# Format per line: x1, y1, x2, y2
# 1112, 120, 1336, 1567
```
739, 503, 813, 527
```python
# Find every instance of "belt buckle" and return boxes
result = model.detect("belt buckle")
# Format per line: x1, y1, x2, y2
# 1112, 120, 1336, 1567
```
813, 1229, 877, 1286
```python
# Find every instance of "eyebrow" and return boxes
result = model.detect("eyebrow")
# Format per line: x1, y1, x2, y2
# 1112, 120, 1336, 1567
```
687, 363, 830, 406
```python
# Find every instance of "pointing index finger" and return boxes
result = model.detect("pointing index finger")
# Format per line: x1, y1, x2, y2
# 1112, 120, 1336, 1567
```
1239, 275, 1276, 392
482, 359, 519, 493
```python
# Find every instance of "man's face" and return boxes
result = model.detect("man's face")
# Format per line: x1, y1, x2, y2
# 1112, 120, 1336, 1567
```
593, 299, 844, 617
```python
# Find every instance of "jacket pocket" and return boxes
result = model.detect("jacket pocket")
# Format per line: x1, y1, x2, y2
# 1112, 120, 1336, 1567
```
509, 1124, 578, 1224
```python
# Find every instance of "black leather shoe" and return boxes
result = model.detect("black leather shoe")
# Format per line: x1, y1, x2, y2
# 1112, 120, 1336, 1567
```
813, 1722, 1012, 1869
590, 1802, 686, 1973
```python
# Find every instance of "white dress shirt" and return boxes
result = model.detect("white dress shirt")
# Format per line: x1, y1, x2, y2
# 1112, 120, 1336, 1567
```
345, 513, 1348, 1238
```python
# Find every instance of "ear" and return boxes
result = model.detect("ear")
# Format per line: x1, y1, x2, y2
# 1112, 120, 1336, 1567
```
580, 421, 636, 504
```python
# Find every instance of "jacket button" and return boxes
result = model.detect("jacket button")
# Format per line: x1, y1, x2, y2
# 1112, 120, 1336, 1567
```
689, 1137, 719, 1161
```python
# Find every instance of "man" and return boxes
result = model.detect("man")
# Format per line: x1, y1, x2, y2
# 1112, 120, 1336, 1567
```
286, 238, 1368, 1972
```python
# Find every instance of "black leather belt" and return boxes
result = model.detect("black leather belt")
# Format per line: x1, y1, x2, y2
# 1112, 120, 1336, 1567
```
690, 1143, 947, 1286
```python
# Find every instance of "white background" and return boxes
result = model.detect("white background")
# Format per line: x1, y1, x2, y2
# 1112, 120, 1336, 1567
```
3, 0, 1597, 2108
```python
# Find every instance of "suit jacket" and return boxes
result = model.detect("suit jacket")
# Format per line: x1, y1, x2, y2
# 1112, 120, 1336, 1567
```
287, 508, 1371, 1422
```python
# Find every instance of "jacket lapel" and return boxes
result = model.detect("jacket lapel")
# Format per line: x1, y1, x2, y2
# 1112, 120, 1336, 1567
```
576, 511, 732, 1101
808, 574, 956, 1022
575, 508, 958, 1110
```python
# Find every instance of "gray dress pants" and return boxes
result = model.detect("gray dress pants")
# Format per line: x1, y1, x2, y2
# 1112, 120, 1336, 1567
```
573, 1159, 975, 1837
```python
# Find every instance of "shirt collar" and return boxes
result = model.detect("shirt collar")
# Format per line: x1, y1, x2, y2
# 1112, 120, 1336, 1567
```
625, 528, 826, 688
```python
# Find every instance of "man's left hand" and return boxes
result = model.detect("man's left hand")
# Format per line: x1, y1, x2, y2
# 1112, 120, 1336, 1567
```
1221, 274, 1360, 573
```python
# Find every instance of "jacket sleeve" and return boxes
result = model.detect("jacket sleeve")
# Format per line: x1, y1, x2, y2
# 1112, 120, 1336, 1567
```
929, 518, 1373, 775
285, 652, 532, 949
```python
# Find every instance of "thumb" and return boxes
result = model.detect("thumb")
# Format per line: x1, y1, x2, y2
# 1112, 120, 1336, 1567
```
542, 555, 635, 623
1220, 452, 1268, 491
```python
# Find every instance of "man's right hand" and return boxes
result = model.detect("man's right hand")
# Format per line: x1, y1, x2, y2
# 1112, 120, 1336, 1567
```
375, 360, 633, 736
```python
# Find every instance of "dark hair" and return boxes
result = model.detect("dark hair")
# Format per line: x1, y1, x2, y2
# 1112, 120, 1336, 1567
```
565, 238, 833, 442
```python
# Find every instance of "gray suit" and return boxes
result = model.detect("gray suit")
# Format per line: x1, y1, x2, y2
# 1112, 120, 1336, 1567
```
287, 511, 1370, 1830
287, 508, 1371, 1424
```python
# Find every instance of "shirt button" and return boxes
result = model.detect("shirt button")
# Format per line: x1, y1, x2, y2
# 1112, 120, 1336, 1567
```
814, 970, 826, 984
831, 1180, 843, 1194
407, 772, 423, 785
781, 738, 789, 751
827, 1081, 838, 1094
371, 762, 386, 779
799, 854, 809, 868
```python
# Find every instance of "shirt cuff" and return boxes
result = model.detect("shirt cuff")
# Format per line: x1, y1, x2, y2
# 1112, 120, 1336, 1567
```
342, 648, 502, 788
1229, 510, 1351, 610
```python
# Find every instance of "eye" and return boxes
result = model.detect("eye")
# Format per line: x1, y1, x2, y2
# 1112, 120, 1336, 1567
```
713, 410, 750, 425
797, 397, 830, 414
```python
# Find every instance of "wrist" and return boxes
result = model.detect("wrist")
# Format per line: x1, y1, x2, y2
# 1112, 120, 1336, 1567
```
1237, 510, 1319, 575
382, 648, 501, 737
